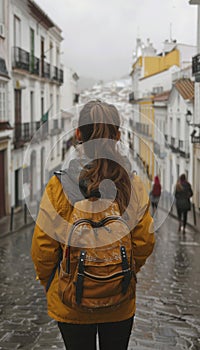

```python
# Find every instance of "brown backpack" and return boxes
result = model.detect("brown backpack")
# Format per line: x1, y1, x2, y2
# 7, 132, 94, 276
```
58, 199, 137, 312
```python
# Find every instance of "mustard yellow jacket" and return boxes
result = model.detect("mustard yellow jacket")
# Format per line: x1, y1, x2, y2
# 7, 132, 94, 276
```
31, 174, 155, 324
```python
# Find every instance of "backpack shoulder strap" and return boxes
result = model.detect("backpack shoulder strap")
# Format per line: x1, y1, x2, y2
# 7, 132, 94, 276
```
54, 170, 67, 182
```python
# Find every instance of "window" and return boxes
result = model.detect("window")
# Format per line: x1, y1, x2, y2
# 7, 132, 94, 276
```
41, 96, 44, 117
30, 91, 34, 123
56, 46, 59, 67
14, 15, 21, 47
0, 0, 5, 25
50, 93, 53, 117
49, 42, 53, 64
178, 140, 183, 149
30, 28, 35, 73
170, 117, 173, 137
0, 82, 6, 121
176, 118, 180, 142
56, 94, 60, 114
152, 86, 163, 94
41, 36, 44, 76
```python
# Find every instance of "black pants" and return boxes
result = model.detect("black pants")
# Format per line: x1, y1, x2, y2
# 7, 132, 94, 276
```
58, 317, 134, 350
177, 209, 188, 228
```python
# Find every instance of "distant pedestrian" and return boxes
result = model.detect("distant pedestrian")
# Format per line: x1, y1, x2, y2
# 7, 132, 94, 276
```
175, 174, 193, 234
150, 175, 161, 214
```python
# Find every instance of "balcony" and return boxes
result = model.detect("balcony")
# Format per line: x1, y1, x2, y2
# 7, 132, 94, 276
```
0, 57, 9, 77
52, 67, 64, 83
14, 121, 45, 148
135, 122, 152, 138
191, 134, 200, 143
59, 69, 64, 83
169, 137, 179, 153
13, 47, 29, 72
41, 61, 51, 79
178, 140, 190, 158
52, 66, 58, 81
12, 47, 64, 83
30, 55, 40, 75
169, 138, 190, 157
192, 54, 200, 82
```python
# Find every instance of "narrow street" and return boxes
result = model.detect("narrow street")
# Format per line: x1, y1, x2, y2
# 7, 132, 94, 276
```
0, 212, 200, 350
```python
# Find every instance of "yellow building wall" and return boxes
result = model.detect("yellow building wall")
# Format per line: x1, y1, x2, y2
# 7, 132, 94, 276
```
143, 49, 180, 78
143, 57, 161, 77
132, 49, 180, 187
163, 49, 180, 70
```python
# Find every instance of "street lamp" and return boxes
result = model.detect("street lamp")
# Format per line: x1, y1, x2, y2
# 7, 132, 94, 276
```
185, 110, 200, 143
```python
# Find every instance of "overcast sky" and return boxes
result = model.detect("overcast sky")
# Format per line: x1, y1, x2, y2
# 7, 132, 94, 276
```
36, 0, 197, 81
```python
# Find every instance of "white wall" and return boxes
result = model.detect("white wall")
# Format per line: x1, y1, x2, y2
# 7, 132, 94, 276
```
139, 65, 179, 98
177, 44, 197, 68
61, 67, 78, 111
9, 0, 64, 208
165, 88, 194, 193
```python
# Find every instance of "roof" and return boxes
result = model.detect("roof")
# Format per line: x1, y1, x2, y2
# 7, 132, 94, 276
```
28, 0, 62, 31
174, 79, 194, 100
189, 0, 200, 4
153, 90, 171, 102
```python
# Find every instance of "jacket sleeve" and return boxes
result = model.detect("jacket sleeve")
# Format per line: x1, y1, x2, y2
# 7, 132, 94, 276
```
132, 207, 155, 273
31, 175, 72, 287
131, 177, 155, 273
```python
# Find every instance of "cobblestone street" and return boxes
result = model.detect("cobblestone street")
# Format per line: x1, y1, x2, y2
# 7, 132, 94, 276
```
0, 211, 200, 350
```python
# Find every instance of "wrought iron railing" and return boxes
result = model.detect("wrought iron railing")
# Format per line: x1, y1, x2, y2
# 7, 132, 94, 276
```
12, 47, 64, 83
14, 121, 47, 147
0, 57, 8, 76
192, 54, 200, 75
42, 61, 51, 79
13, 47, 29, 72
30, 55, 40, 75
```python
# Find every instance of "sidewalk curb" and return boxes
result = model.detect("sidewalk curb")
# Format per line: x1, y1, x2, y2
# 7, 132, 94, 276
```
160, 207, 199, 233
0, 220, 34, 239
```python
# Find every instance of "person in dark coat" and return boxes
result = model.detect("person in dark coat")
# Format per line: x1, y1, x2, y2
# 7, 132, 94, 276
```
150, 176, 161, 214
175, 174, 193, 234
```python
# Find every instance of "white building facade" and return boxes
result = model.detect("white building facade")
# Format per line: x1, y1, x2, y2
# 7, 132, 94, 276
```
165, 80, 194, 194
130, 38, 196, 196
0, 0, 65, 217
189, 0, 200, 210
0, 0, 12, 218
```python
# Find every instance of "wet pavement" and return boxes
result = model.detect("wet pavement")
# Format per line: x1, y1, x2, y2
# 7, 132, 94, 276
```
0, 212, 200, 350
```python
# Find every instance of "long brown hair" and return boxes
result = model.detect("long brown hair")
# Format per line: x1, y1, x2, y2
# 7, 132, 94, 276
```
78, 100, 131, 214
